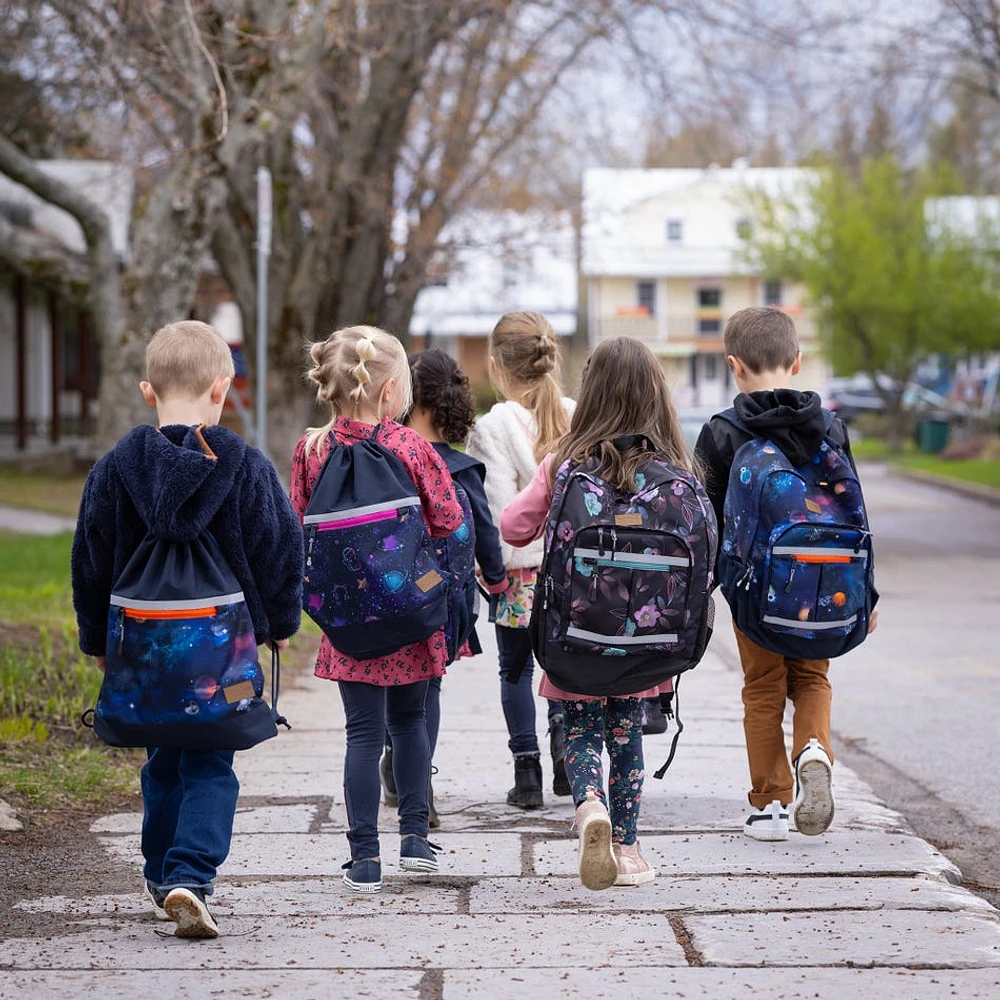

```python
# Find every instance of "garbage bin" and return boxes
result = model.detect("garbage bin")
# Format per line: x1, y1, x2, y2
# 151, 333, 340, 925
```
916, 417, 950, 453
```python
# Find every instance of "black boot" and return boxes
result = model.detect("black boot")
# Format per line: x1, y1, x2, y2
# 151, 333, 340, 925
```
641, 697, 668, 736
548, 714, 572, 796
428, 767, 440, 829
506, 753, 543, 809
379, 746, 398, 807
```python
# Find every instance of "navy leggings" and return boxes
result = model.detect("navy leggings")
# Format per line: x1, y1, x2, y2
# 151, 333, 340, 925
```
496, 625, 562, 756
339, 679, 430, 861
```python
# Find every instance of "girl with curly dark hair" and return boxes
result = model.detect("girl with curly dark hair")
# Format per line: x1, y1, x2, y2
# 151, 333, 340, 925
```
378, 348, 508, 826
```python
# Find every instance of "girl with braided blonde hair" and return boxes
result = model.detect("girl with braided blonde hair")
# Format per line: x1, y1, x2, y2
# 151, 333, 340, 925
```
290, 325, 464, 894
466, 311, 576, 809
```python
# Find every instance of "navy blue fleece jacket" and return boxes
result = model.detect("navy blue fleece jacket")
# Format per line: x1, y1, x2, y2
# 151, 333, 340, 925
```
71, 424, 303, 656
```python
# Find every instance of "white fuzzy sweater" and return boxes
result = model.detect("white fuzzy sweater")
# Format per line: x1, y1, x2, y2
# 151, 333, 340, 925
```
466, 398, 575, 570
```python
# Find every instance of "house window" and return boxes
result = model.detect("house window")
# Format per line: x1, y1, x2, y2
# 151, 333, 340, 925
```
704, 354, 718, 380
764, 279, 783, 306
637, 280, 657, 317
666, 218, 683, 243
697, 287, 722, 335
736, 217, 752, 240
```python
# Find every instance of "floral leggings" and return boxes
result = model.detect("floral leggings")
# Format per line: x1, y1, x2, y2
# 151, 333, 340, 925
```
562, 696, 645, 846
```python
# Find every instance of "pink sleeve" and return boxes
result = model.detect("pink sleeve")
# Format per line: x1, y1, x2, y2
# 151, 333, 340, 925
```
289, 437, 311, 524
501, 455, 553, 546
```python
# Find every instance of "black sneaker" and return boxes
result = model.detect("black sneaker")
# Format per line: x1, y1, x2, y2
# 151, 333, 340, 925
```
163, 886, 219, 939
342, 858, 382, 893
143, 880, 170, 921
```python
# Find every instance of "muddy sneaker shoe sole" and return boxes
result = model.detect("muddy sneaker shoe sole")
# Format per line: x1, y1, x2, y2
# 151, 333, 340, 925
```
163, 887, 219, 939
792, 741, 835, 836
578, 810, 617, 891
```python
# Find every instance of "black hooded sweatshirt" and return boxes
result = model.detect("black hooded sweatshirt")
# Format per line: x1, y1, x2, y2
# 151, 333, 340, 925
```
72, 423, 303, 657
693, 389, 856, 538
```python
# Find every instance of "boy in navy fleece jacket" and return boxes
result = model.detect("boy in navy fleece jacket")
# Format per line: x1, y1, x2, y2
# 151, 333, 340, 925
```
72, 320, 303, 938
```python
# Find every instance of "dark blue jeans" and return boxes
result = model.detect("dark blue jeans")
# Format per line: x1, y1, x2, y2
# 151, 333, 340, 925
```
339, 679, 430, 861
385, 674, 442, 759
141, 746, 239, 894
496, 625, 562, 756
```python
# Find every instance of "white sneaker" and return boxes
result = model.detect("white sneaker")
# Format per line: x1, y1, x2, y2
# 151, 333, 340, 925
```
792, 738, 835, 836
744, 800, 789, 841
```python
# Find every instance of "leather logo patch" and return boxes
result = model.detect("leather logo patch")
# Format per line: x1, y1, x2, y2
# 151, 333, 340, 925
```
223, 680, 257, 704
416, 570, 443, 592
615, 513, 643, 526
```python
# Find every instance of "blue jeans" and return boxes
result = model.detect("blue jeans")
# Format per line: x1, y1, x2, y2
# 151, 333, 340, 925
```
385, 674, 442, 758
141, 747, 239, 894
496, 625, 562, 756
340, 680, 430, 861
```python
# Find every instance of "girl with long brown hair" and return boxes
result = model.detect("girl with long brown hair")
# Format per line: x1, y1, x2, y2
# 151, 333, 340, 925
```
501, 336, 699, 888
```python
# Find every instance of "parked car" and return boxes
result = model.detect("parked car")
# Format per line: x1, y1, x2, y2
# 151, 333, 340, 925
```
822, 374, 969, 423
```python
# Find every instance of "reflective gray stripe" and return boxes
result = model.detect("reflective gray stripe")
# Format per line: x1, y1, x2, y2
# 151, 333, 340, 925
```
303, 497, 418, 525
566, 625, 678, 645
574, 547, 689, 568
111, 593, 244, 611
772, 546, 867, 561
763, 614, 857, 631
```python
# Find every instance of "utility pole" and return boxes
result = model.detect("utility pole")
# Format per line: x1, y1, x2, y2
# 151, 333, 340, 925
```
255, 166, 272, 455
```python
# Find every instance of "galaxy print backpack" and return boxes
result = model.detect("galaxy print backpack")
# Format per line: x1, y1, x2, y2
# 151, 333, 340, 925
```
302, 429, 448, 659
87, 531, 285, 750
717, 410, 874, 659
433, 477, 478, 663
529, 435, 718, 698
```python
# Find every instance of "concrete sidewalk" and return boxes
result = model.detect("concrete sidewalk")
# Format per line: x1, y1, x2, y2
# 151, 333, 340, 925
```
1, 620, 999, 999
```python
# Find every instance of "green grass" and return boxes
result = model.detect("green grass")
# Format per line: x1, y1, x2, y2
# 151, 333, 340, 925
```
0, 530, 76, 629
0, 469, 86, 517
0, 530, 141, 817
896, 454, 1000, 488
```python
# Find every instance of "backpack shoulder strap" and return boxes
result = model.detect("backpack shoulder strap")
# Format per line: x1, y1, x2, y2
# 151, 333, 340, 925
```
714, 407, 747, 435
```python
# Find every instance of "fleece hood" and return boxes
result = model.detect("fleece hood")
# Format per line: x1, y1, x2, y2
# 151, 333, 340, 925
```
111, 424, 247, 542
733, 389, 826, 466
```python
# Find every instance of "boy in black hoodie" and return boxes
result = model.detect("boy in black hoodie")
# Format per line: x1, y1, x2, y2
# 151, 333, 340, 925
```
695, 307, 877, 843
72, 321, 303, 937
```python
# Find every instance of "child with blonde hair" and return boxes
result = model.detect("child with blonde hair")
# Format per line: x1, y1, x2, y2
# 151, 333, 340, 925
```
466, 311, 575, 808
290, 325, 464, 893
73, 320, 302, 936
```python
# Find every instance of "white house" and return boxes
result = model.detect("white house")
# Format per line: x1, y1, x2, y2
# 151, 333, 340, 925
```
582, 164, 828, 409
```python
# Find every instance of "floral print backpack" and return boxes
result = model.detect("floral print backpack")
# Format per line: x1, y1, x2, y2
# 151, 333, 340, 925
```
529, 435, 718, 697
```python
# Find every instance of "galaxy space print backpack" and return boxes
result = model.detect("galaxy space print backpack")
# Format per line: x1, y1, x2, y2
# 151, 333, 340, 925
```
87, 529, 285, 751
717, 409, 874, 659
302, 427, 448, 659
529, 435, 718, 699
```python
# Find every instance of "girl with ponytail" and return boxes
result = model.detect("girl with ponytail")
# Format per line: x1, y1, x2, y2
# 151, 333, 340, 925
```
466, 311, 575, 809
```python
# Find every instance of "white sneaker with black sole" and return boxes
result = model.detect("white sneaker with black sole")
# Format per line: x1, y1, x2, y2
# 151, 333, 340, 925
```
792, 738, 835, 836
744, 799, 789, 841
163, 886, 220, 939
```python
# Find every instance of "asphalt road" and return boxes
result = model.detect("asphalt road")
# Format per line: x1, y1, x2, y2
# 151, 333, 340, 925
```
828, 463, 1000, 907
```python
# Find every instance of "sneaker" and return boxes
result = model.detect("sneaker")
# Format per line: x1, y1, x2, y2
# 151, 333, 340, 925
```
641, 698, 668, 735
575, 791, 618, 891
342, 858, 382, 893
744, 800, 789, 841
143, 880, 170, 921
792, 738, 835, 836
163, 886, 219, 939
613, 841, 657, 886
379, 748, 398, 807
399, 835, 440, 873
